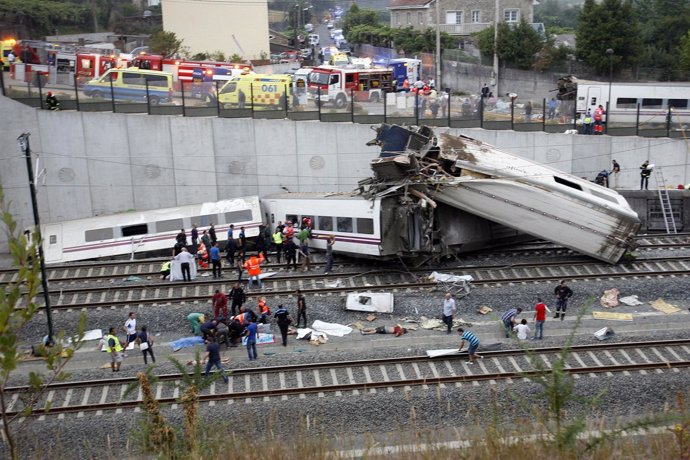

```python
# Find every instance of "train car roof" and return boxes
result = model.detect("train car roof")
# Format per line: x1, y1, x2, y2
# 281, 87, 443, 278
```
263, 191, 368, 200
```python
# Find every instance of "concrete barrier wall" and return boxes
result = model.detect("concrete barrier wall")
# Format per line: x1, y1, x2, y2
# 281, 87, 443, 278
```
1, 94, 688, 246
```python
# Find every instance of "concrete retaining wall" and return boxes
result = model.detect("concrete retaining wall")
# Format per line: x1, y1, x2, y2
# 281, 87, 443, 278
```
2, 94, 689, 247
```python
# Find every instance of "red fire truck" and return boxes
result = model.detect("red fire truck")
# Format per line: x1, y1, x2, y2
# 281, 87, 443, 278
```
306, 65, 392, 108
76, 53, 117, 82
130, 54, 253, 88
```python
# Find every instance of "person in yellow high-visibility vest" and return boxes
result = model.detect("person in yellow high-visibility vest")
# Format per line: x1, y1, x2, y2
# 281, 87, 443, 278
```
104, 327, 124, 372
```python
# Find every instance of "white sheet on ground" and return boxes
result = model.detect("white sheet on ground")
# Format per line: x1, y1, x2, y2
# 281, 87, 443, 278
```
429, 272, 474, 283
345, 292, 394, 313
170, 259, 198, 281
311, 320, 353, 337
619, 295, 643, 306
427, 348, 461, 358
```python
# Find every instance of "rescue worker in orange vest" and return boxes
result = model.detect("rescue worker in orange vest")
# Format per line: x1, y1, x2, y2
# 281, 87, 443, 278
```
244, 253, 264, 289
594, 104, 605, 134
257, 297, 271, 324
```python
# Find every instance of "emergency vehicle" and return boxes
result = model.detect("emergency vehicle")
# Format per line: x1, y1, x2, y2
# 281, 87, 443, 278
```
387, 58, 421, 91
1, 38, 17, 70
217, 74, 292, 110
307, 65, 392, 108
82, 68, 174, 105
130, 54, 253, 88
76, 53, 117, 82
190, 66, 251, 99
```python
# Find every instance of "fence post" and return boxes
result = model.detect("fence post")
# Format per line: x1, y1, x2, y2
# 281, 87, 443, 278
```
666, 108, 671, 137
284, 83, 289, 116
479, 96, 484, 129
318, 88, 322, 122
572, 102, 577, 130
415, 91, 419, 126
510, 98, 514, 130
0, 66, 5, 97
542, 98, 546, 132
73, 72, 80, 111
635, 103, 640, 136
605, 101, 610, 135
383, 89, 387, 122
215, 80, 220, 117
145, 80, 151, 115
181, 80, 186, 117
250, 83, 255, 118
109, 73, 116, 113
37, 70, 44, 109
447, 91, 451, 126
351, 87, 354, 123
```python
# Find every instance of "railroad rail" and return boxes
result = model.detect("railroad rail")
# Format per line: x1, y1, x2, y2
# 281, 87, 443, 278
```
0, 233, 687, 286
6, 339, 690, 418
23, 254, 690, 311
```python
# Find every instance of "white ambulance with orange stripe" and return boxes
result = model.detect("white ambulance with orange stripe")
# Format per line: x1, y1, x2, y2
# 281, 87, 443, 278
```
217, 74, 293, 110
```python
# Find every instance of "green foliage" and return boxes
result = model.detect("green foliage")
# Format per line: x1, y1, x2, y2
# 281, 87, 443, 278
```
535, 0, 581, 31
576, 0, 642, 76
0, 185, 85, 460
0, 0, 88, 38
474, 21, 546, 70
681, 31, 690, 72
342, 4, 380, 36
230, 54, 243, 63
346, 23, 456, 55
148, 30, 183, 58
209, 50, 226, 62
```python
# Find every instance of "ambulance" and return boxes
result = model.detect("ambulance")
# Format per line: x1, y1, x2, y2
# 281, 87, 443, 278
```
82, 68, 174, 105
217, 74, 293, 110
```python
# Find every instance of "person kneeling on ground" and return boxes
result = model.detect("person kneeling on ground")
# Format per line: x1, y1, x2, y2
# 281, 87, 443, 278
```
361, 325, 407, 337
160, 260, 171, 280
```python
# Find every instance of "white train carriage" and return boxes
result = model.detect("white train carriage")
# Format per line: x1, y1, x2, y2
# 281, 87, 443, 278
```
41, 196, 262, 263
262, 192, 387, 257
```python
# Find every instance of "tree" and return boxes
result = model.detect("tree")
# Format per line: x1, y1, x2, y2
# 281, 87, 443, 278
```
0, 0, 88, 38
0, 186, 85, 460
475, 21, 546, 70
576, 0, 642, 76
680, 31, 690, 72
342, 4, 379, 37
534, 0, 581, 31
149, 30, 183, 58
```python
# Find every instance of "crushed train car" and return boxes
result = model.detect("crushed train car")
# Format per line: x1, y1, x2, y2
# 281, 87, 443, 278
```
363, 124, 640, 264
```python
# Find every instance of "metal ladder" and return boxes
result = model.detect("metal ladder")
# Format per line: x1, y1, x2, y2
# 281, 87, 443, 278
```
654, 167, 677, 234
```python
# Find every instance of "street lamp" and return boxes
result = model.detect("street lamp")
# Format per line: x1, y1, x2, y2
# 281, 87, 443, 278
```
17, 133, 54, 343
606, 48, 613, 134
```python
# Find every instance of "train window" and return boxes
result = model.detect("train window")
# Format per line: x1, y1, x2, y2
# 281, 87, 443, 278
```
192, 214, 216, 227
121, 224, 148, 237
317, 216, 333, 231
668, 99, 688, 109
286, 214, 299, 225
553, 176, 582, 191
356, 218, 374, 235
49, 235, 57, 244
157, 218, 184, 233
225, 210, 252, 223
642, 98, 662, 109
300, 215, 314, 228
337, 217, 353, 233
616, 98, 637, 109
85, 228, 114, 242
590, 189, 617, 204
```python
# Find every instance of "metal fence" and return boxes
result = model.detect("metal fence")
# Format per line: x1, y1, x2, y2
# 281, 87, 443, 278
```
2, 68, 687, 139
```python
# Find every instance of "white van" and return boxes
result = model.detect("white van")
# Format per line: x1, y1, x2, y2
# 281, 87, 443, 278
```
304, 23, 314, 32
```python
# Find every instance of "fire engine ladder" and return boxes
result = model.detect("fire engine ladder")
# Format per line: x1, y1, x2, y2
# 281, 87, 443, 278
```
654, 167, 677, 234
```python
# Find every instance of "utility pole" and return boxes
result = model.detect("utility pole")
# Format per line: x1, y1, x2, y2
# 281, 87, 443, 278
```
492, 0, 500, 96
435, 0, 441, 90
17, 133, 54, 343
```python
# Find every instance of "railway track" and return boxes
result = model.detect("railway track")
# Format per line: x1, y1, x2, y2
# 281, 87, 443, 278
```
6, 339, 690, 418
1, 234, 687, 286
23, 254, 690, 311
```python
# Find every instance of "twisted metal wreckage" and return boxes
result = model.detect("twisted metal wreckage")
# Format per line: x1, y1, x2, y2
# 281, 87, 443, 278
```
360, 124, 640, 264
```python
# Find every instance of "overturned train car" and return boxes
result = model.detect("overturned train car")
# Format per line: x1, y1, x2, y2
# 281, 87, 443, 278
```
363, 124, 640, 264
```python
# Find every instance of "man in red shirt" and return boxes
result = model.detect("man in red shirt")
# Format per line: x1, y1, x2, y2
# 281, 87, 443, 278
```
532, 298, 548, 340
212, 289, 228, 319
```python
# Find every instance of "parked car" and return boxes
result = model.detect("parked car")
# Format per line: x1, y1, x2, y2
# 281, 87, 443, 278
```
304, 23, 314, 32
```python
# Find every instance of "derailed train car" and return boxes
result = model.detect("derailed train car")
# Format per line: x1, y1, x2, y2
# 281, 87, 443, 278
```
363, 124, 640, 263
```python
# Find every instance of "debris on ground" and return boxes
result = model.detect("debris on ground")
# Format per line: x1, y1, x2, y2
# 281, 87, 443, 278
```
619, 295, 643, 306
420, 317, 472, 330
594, 327, 615, 341
428, 271, 472, 298
649, 298, 681, 314
125, 275, 144, 282
477, 305, 493, 315
592, 311, 633, 321
600, 288, 620, 308
345, 293, 393, 313
366, 314, 377, 322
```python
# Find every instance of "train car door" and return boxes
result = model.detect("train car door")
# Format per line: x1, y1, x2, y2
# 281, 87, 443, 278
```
42, 224, 63, 263
587, 86, 601, 112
